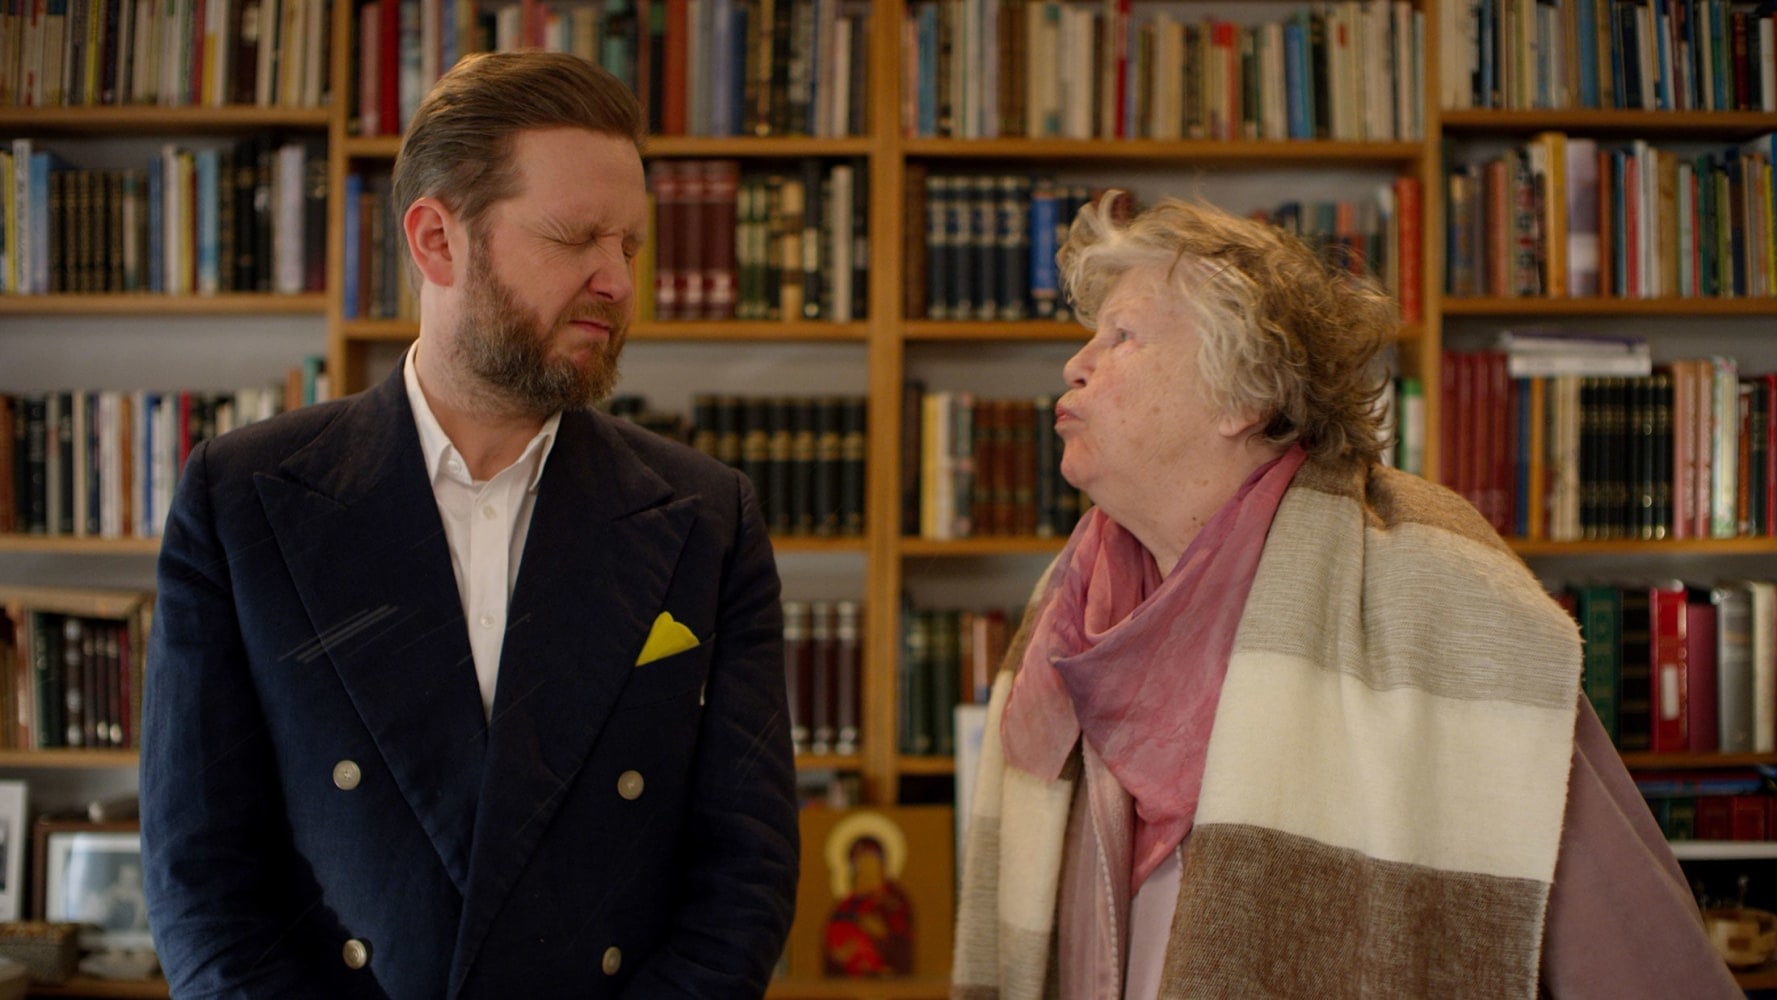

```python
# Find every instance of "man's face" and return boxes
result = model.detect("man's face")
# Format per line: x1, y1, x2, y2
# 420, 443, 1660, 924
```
448, 128, 648, 417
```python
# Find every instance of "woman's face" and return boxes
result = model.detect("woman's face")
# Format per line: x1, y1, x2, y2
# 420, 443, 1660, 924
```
1055, 264, 1235, 520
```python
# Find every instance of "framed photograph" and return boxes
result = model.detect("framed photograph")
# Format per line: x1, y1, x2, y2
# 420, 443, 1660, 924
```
35, 820, 150, 950
0, 781, 26, 921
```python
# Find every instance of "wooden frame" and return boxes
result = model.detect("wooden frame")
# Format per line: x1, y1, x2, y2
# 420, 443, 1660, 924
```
33, 819, 149, 950
0, 781, 26, 921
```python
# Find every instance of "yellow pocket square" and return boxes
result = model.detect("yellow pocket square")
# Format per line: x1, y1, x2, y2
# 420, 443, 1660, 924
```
636, 612, 699, 666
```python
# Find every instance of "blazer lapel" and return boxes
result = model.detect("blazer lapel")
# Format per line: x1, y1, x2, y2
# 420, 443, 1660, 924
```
449, 411, 695, 993
257, 368, 487, 897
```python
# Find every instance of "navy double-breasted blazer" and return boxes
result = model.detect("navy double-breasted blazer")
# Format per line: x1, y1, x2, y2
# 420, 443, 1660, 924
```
140, 366, 798, 998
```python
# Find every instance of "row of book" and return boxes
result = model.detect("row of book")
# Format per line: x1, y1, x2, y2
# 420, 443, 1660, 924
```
1641, 787, 1777, 843
340, 169, 418, 321
2, 0, 332, 108
0, 364, 327, 538
905, 175, 1423, 326
1443, 340, 1777, 542
1563, 580, 1777, 755
607, 392, 868, 538
901, 0, 1423, 143
643, 158, 867, 323
784, 599, 861, 756
898, 603, 1014, 757
0, 587, 152, 751
350, 0, 868, 140
904, 386, 1086, 542
1441, 0, 1777, 113
1445, 131, 1777, 300
2, 136, 327, 297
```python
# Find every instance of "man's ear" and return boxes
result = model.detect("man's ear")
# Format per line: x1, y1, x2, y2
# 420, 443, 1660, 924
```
403, 197, 461, 288
1217, 407, 1267, 440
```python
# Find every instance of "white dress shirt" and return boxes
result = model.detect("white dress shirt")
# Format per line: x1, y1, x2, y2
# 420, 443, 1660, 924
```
403, 347, 561, 718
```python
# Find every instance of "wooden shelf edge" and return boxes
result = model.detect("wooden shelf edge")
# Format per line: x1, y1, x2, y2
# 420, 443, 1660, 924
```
0, 536, 159, 556
767, 977, 951, 999
0, 293, 326, 316
0, 750, 140, 769
1444, 295, 1777, 317
795, 753, 863, 772
900, 137, 1425, 164
1731, 960, 1777, 991
1511, 537, 1777, 556
0, 106, 328, 132
899, 537, 1066, 557
27, 976, 167, 999
894, 755, 957, 776
1440, 107, 1777, 135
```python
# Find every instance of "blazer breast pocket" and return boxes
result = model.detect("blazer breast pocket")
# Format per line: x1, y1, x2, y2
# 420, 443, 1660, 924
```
621, 640, 713, 708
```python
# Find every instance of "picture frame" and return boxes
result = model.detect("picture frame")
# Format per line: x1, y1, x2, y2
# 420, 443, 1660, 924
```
0, 781, 26, 921
784, 804, 954, 981
34, 820, 150, 950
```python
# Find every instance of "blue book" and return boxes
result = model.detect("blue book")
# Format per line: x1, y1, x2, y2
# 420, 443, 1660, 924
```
1610, 150, 1628, 294
728, 4, 749, 134
1283, 18, 1308, 139
1710, 0, 1729, 111
1028, 180, 1057, 318
709, 0, 734, 136
916, 5, 937, 137
1478, 0, 1495, 108
146, 154, 163, 294
194, 149, 220, 294
341, 171, 362, 318
29, 151, 55, 296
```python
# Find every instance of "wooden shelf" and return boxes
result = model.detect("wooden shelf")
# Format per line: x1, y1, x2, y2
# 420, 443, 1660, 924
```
336, 319, 868, 342
767, 976, 950, 999
902, 320, 1084, 341
1620, 751, 1777, 770
0, 536, 158, 556
0, 106, 329, 133
795, 753, 863, 772
1443, 295, 1777, 317
337, 134, 873, 161
0, 293, 326, 316
894, 756, 956, 776
771, 537, 867, 555
899, 537, 1066, 557
902, 137, 1425, 165
0, 750, 139, 769
1732, 959, 1777, 991
1510, 537, 1777, 557
1670, 841, 1777, 861
28, 978, 166, 999
1439, 108, 1777, 136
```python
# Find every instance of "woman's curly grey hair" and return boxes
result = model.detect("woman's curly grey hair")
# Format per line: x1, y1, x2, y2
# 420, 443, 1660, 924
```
1056, 193, 1395, 466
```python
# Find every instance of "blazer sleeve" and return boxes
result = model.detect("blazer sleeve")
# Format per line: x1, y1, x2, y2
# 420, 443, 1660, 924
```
140, 441, 365, 998
620, 470, 799, 998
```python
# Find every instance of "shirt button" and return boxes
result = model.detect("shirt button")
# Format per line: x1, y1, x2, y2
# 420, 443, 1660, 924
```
479, 613, 495, 628
482, 504, 497, 519
617, 770, 644, 800
332, 760, 361, 790
447, 458, 462, 472
342, 938, 369, 969
602, 946, 621, 975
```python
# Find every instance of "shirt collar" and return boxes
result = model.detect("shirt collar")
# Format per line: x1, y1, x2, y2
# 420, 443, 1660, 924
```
403, 344, 562, 490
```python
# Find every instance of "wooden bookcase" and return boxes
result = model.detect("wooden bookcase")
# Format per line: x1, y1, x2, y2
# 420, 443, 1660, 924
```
9, 0, 1777, 995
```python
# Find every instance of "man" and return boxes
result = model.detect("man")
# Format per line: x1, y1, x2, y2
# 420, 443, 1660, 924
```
141, 52, 798, 998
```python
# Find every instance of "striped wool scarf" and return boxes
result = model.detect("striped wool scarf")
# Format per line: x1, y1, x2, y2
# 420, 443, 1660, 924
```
952, 459, 1582, 999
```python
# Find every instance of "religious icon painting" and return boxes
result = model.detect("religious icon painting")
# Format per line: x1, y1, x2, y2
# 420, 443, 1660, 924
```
783, 804, 954, 982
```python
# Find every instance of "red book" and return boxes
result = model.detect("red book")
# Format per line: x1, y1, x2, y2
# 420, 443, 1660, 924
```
1732, 794, 1768, 840
702, 160, 739, 320
1684, 586, 1720, 753
647, 160, 681, 320
1649, 580, 1690, 752
1393, 175, 1422, 323
662, 0, 689, 134
1764, 373, 1777, 534
1696, 796, 1733, 839
379, 0, 401, 135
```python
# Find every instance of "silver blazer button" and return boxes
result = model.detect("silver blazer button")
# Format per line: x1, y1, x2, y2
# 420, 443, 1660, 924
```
342, 938, 369, 970
602, 946, 622, 975
333, 760, 362, 790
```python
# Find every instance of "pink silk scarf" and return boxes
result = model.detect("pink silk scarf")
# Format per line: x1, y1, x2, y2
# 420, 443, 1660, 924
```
1001, 445, 1306, 889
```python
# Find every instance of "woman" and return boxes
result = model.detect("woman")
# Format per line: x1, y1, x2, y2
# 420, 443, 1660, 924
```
951, 196, 1737, 998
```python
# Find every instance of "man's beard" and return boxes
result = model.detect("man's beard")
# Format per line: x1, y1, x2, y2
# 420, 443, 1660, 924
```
452, 246, 628, 417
